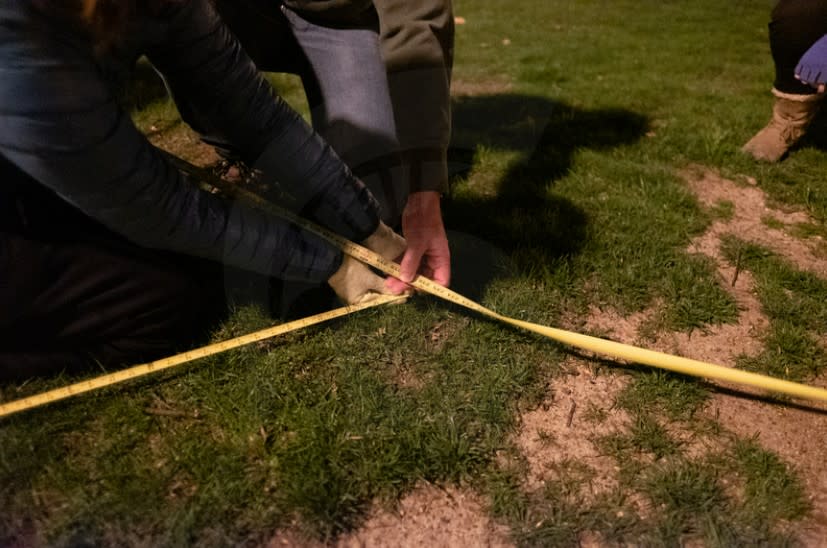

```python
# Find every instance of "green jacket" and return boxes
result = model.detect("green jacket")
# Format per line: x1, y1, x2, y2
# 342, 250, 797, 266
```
286, 0, 455, 193
377, 0, 454, 193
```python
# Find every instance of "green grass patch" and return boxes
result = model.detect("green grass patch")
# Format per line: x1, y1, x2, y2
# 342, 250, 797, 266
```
2, 0, 824, 544
721, 237, 827, 381
710, 199, 735, 221
617, 371, 708, 421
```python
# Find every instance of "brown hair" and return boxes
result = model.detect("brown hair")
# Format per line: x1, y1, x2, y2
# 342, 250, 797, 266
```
79, 0, 132, 50
81, 0, 98, 20
34, 0, 177, 51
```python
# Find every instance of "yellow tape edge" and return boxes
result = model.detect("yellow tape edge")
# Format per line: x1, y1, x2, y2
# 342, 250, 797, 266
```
0, 295, 405, 418
233, 184, 827, 404
504, 317, 827, 403
3, 158, 826, 419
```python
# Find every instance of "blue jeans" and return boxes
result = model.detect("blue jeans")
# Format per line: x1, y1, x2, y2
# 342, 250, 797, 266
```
280, 5, 405, 225
176, 1, 406, 226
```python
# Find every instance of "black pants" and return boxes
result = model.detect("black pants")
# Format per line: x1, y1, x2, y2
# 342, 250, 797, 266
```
770, 0, 827, 94
0, 180, 227, 382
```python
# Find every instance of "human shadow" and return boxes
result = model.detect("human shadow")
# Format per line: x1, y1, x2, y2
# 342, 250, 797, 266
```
444, 94, 649, 299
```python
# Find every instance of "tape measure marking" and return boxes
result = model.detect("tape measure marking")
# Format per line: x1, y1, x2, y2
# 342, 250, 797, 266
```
0, 295, 405, 418
2, 156, 826, 419
205, 168, 827, 405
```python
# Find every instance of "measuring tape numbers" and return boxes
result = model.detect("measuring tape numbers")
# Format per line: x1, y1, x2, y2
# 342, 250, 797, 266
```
2, 157, 826, 419
0, 295, 405, 418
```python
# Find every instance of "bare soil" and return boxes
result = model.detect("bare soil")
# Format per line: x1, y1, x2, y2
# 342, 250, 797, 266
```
260, 164, 827, 546
266, 485, 513, 548
173, 132, 826, 544
682, 167, 827, 544
519, 167, 827, 546
334, 484, 513, 548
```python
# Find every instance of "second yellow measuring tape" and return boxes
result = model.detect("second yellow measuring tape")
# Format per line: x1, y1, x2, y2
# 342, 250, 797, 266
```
2, 160, 827, 419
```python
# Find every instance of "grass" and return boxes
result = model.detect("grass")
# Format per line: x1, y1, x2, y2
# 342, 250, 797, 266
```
2, 0, 826, 545
721, 237, 827, 381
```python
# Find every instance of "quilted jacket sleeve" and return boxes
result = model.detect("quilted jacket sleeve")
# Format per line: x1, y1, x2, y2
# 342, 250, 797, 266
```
0, 0, 381, 282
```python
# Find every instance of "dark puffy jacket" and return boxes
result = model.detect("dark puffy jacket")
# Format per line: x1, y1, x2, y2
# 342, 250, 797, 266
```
0, 0, 380, 282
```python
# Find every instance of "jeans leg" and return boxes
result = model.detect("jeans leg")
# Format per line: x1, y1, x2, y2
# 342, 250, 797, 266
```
281, 6, 407, 226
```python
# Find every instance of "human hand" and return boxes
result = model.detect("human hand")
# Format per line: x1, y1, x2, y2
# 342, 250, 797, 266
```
361, 220, 407, 263
327, 254, 391, 305
796, 34, 827, 93
386, 191, 451, 294
328, 221, 408, 305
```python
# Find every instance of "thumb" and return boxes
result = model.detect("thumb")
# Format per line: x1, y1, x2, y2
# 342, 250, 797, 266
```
398, 245, 425, 283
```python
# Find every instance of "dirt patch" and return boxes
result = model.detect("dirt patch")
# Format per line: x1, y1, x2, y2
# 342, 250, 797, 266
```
682, 168, 827, 543
708, 384, 827, 544
267, 485, 511, 547
515, 358, 630, 499
616, 167, 827, 542
682, 165, 826, 277
333, 484, 513, 548
524, 167, 827, 543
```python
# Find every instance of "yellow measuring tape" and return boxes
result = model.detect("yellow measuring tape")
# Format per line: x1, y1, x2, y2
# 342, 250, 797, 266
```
256, 190, 827, 405
2, 158, 826, 419
0, 295, 406, 418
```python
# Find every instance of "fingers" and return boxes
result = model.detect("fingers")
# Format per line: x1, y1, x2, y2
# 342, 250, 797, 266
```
384, 243, 451, 294
399, 243, 426, 283
385, 276, 411, 295
383, 245, 422, 295
426, 236, 451, 286
795, 68, 827, 92
430, 254, 451, 287
368, 269, 391, 295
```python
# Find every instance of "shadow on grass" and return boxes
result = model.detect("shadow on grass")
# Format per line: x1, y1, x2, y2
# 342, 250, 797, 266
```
445, 94, 649, 296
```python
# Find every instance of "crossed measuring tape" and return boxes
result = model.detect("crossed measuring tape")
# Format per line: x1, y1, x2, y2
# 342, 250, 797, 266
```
2, 158, 826, 419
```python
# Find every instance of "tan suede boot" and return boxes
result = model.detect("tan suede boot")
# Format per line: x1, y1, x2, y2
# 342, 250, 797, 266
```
742, 89, 822, 162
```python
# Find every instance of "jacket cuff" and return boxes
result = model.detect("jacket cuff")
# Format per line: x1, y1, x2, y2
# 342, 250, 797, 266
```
404, 148, 449, 194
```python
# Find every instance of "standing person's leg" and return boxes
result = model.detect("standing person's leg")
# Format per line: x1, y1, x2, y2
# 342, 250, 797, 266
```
743, 0, 827, 161
0, 182, 227, 382
264, 7, 407, 318
168, 2, 405, 316
769, 0, 827, 95
174, 0, 405, 223
280, 6, 407, 228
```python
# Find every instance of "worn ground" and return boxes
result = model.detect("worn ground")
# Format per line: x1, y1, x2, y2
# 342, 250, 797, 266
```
290, 167, 826, 547
134, 133, 824, 545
